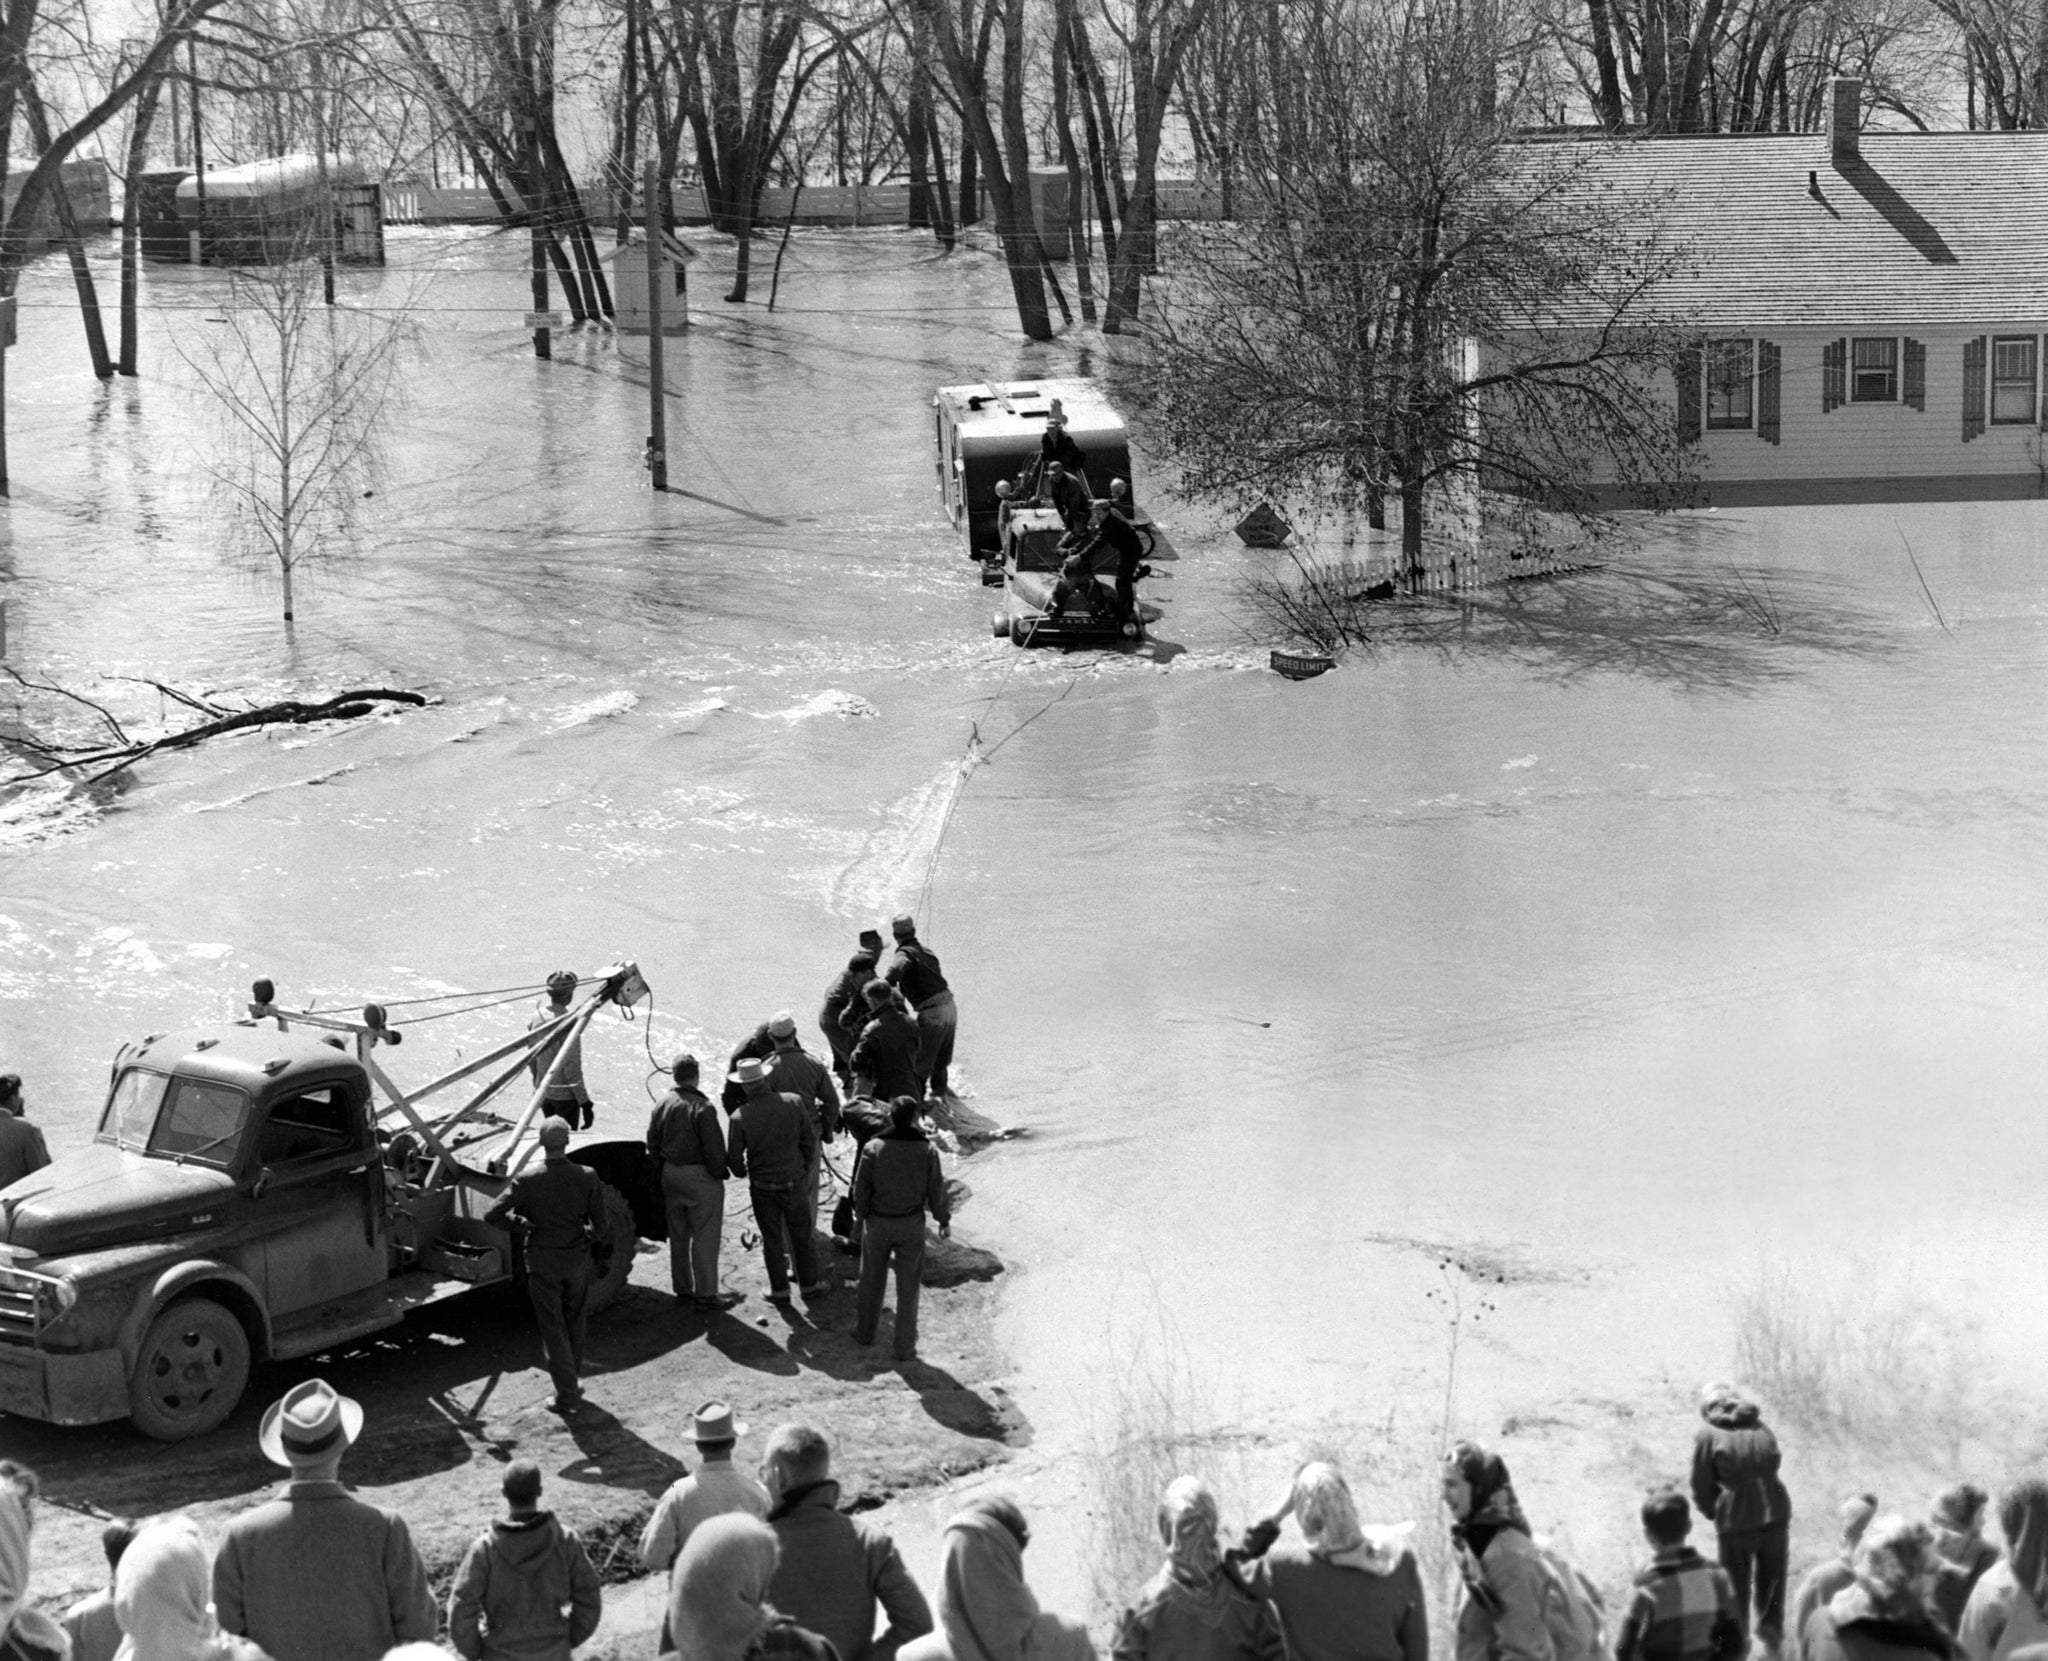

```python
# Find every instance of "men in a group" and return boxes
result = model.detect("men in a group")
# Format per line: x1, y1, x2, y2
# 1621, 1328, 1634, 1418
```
852, 1095, 952, 1364
849, 981, 920, 1105
640, 1402, 771, 1574
213, 1380, 439, 1661
766, 1011, 841, 1223
527, 971, 594, 1130
763, 1423, 932, 1661
447, 1460, 601, 1661
820, 932, 885, 1086
1043, 461, 1093, 535
726, 1057, 823, 1302
484, 1116, 614, 1413
0, 1073, 50, 1189
646, 1055, 741, 1313
884, 915, 956, 1102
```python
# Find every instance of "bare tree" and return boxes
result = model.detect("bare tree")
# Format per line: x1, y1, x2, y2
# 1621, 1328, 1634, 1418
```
175, 217, 413, 624
1135, 0, 1701, 586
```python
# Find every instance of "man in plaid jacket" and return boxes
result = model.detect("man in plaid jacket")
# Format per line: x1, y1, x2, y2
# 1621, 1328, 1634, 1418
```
1617, 1491, 1749, 1661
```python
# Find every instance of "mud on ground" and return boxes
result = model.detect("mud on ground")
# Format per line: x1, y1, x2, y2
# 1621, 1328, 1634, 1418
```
13, 1223, 1022, 1616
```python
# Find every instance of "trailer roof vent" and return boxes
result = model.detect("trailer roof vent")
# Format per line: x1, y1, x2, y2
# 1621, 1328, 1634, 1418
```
193, 1038, 219, 1051
263, 1057, 291, 1075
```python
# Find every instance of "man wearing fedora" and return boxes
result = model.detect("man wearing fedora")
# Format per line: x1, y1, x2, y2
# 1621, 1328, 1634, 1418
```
485, 1116, 616, 1413
213, 1380, 438, 1661
641, 1401, 770, 1573
726, 1057, 823, 1302
882, 916, 956, 1101
765, 1010, 841, 1225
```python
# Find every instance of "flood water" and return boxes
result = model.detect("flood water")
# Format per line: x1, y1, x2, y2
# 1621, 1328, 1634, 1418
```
5, 229, 2048, 1602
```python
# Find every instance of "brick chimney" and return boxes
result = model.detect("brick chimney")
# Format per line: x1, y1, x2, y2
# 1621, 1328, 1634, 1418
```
1832, 77, 1862, 163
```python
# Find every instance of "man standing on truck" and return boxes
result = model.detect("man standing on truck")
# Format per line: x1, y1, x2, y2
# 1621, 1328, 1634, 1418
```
485, 1118, 615, 1414
0, 1075, 49, 1188
214, 1379, 438, 1661
1043, 462, 1094, 534
647, 1055, 741, 1314
528, 972, 594, 1130
1066, 484, 1148, 625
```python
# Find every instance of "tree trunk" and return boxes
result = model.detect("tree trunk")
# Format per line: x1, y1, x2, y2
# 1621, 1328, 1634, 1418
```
1052, 7, 1094, 322
24, 86, 110, 379
1584, 0, 1626, 129
119, 71, 162, 375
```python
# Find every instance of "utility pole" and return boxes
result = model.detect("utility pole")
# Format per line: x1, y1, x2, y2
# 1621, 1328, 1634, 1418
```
525, 116, 550, 359
644, 159, 666, 492
187, 35, 208, 265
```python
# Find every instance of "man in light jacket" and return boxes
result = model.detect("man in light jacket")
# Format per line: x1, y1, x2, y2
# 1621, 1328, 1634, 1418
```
449, 1462, 601, 1661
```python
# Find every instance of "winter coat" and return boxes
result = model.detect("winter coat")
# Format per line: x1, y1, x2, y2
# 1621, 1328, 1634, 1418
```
1959, 1561, 2048, 1661
1690, 1393, 1791, 1536
1933, 1542, 2002, 1636
1791, 1560, 1857, 1661
1112, 1568, 1285, 1661
1454, 1531, 1554, 1661
447, 1512, 602, 1661
767, 1482, 932, 1661
1803, 1585, 1951, 1661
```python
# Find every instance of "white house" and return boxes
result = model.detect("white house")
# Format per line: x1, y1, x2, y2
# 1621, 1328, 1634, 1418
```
1553, 80, 2048, 506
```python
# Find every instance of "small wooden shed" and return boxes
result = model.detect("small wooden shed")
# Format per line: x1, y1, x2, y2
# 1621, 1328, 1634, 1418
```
609, 231, 693, 334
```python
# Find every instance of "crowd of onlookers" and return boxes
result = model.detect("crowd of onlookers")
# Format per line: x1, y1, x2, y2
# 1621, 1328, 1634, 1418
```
2, 1375, 2043, 1661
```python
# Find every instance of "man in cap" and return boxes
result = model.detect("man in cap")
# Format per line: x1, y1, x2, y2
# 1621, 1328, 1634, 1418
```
647, 1055, 741, 1313
0, 1074, 50, 1189
448, 1460, 601, 1661
1043, 461, 1093, 534
766, 1011, 841, 1225
848, 982, 920, 1105
641, 1402, 771, 1573
485, 1117, 615, 1413
528, 971, 594, 1130
214, 1379, 438, 1661
883, 916, 956, 1101
726, 1057, 822, 1302
1064, 483, 1148, 626
852, 1095, 952, 1364
819, 931, 885, 1087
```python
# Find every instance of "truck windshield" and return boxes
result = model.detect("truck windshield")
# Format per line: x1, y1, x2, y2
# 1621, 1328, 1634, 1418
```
97, 1069, 249, 1168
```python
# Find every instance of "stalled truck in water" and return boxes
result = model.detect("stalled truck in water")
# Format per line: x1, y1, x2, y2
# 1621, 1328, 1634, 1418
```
933, 379, 1135, 561
0, 966, 663, 1441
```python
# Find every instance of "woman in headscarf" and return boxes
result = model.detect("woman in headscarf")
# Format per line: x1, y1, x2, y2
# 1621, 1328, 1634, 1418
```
1442, 1443, 1552, 1661
1230, 1462, 1426, 1661
111, 1519, 269, 1661
1960, 1482, 2048, 1661
899, 1497, 1092, 1661
1804, 1516, 1953, 1661
1, 1463, 69, 1661
1113, 1478, 1283, 1661
663, 1515, 838, 1661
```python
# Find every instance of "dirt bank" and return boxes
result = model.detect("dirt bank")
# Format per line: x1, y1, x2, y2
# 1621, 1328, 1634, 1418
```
15, 1219, 1022, 1615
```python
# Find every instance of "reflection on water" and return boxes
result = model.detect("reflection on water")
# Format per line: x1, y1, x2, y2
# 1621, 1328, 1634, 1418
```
4, 228, 2048, 1601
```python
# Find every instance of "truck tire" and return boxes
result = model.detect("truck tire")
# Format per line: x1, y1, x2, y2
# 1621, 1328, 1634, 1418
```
129, 1296, 251, 1442
585, 1182, 638, 1314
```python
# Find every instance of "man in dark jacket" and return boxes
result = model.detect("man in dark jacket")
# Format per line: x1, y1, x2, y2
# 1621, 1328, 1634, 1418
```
0, 1074, 51, 1190
448, 1461, 601, 1661
1693, 1383, 1794, 1657
849, 981, 921, 1104
1043, 462, 1094, 533
819, 932, 884, 1085
851, 1096, 951, 1362
727, 1058, 822, 1301
763, 1424, 931, 1661
485, 1118, 614, 1413
884, 915, 956, 1101
1616, 1490, 1747, 1661
647, 1055, 740, 1313
766, 1012, 841, 1226
1066, 485, 1147, 624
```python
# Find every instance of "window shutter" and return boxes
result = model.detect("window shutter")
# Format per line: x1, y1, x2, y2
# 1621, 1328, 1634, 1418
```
1822, 338, 1846, 411
1675, 348, 1701, 444
1904, 338, 1926, 411
1757, 339, 1781, 445
1963, 335, 1987, 441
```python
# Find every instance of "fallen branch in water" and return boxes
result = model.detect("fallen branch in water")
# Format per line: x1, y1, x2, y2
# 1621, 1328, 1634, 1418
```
2, 667, 430, 786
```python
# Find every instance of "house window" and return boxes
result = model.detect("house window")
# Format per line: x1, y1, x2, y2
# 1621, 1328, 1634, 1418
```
1992, 336, 2038, 425
1706, 339, 1753, 429
1851, 337, 1898, 401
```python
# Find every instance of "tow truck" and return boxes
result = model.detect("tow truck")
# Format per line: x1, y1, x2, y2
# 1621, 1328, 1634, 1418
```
0, 966, 664, 1441
990, 505, 1162, 646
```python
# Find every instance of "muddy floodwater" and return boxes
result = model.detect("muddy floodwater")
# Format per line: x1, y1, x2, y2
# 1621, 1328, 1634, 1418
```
5, 229, 2048, 1606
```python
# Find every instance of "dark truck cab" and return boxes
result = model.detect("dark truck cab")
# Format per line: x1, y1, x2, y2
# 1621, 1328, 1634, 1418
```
0, 1017, 653, 1441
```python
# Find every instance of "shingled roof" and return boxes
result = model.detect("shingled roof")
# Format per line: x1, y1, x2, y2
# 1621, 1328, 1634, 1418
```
1532, 131, 2048, 331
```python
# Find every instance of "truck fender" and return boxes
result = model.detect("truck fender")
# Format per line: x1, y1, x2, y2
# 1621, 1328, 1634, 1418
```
116, 1261, 272, 1366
